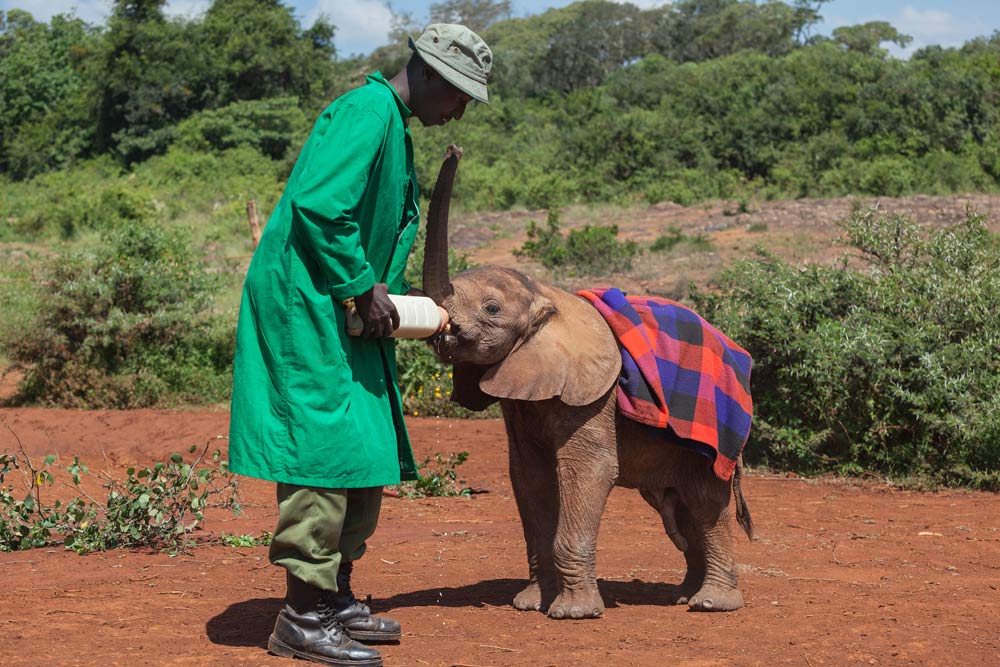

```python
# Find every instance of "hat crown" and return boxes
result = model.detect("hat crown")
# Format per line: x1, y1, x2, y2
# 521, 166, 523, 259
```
410, 23, 493, 103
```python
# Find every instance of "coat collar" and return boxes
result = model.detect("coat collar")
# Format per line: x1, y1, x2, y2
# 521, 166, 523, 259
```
367, 71, 412, 122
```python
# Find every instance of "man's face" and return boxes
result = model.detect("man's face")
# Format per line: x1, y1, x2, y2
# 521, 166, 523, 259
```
416, 66, 473, 127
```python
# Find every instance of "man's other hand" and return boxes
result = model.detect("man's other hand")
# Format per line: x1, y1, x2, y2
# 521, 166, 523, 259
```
355, 283, 399, 338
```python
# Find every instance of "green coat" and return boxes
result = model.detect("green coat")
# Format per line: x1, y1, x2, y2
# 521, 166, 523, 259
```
228, 73, 419, 488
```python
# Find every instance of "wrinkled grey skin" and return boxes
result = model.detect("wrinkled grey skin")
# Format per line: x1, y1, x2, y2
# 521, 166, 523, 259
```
421, 147, 753, 620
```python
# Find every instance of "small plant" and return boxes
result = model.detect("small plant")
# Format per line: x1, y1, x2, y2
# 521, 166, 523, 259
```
1, 426, 240, 553
514, 209, 638, 276
650, 226, 714, 253
220, 531, 273, 548
392, 452, 471, 499
747, 222, 768, 233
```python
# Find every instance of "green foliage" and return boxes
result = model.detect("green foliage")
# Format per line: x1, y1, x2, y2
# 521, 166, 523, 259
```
0, 11, 99, 178
514, 209, 638, 275
393, 452, 472, 498
691, 207, 1000, 489
0, 437, 240, 554
3, 217, 234, 408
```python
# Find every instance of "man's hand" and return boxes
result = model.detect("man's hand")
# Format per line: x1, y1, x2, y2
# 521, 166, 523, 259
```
355, 283, 399, 338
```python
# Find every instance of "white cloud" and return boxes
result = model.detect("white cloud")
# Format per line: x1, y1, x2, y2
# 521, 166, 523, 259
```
895, 6, 966, 47
614, 0, 667, 9
2, 0, 209, 25
308, 0, 394, 57
4, 0, 111, 24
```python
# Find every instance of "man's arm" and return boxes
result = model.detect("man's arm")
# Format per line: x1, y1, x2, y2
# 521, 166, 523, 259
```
288, 106, 387, 302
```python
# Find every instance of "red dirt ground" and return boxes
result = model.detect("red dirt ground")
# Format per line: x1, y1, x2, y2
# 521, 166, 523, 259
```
1, 408, 998, 667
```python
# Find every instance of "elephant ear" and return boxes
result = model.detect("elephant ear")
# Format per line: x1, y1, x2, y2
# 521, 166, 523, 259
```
450, 363, 497, 411
480, 292, 622, 406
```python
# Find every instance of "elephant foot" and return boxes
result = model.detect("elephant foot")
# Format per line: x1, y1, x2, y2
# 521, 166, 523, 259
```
548, 587, 604, 620
688, 584, 744, 612
671, 570, 704, 605
513, 581, 547, 612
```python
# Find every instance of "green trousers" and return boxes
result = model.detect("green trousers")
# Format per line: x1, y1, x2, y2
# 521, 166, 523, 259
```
268, 484, 383, 592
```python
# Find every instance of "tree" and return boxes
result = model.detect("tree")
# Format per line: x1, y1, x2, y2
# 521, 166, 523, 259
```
650, 0, 823, 62
532, 0, 650, 95
832, 21, 913, 56
430, 0, 511, 34
201, 0, 338, 108
94, 0, 205, 163
0, 10, 99, 179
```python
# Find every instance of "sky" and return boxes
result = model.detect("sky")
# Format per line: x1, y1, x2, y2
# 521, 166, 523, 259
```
3, 0, 998, 59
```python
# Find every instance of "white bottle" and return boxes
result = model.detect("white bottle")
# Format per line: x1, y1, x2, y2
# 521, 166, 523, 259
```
345, 294, 443, 339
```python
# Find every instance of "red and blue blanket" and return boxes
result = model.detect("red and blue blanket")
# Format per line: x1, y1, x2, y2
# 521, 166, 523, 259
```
578, 287, 752, 481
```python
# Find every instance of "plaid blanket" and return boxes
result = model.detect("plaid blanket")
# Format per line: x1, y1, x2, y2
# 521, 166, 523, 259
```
578, 287, 752, 481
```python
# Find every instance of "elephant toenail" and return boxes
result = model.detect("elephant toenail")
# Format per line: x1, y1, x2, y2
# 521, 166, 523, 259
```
702, 599, 714, 610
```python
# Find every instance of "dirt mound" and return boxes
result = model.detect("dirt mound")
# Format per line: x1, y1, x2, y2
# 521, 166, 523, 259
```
2, 408, 998, 667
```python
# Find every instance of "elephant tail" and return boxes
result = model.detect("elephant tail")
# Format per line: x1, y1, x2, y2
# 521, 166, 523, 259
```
733, 458, 754, 541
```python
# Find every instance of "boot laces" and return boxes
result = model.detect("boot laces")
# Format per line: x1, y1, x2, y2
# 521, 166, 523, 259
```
316, 597, 344, 632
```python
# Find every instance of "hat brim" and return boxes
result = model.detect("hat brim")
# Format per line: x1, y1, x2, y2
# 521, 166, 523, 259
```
409, 37, 489, 104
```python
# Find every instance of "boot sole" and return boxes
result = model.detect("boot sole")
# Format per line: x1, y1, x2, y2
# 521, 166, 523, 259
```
344, 628, 402, 643
268, 636, 383, 667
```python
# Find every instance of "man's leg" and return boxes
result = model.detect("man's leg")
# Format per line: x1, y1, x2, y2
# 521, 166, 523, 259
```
328, 486, 402, 642
267, 484, 382, 666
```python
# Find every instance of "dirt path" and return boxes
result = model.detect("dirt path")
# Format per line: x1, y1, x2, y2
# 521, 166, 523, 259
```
1, 408, 998, 666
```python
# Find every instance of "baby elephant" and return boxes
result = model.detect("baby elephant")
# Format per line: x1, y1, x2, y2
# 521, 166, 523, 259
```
418, 147, 754, 619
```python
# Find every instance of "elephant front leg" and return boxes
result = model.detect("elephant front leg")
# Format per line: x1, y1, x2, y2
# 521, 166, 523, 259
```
508, 438, 559, 612
547, 444, 617, 620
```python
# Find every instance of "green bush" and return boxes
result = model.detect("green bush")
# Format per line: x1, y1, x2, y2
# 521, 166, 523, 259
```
3, 218, 234, 408
692, 207, 1000, 489
514, 209, 639, 275
172, 97, 309, 160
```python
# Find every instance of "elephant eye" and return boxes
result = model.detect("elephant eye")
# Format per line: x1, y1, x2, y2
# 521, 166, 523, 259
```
483, 302, 501, 316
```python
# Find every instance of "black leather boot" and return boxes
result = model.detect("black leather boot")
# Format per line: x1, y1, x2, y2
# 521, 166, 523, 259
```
268, 572, 383, 666
328, 561, 402, 643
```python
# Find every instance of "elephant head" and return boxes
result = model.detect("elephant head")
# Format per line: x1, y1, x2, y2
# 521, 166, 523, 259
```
422, 146, 621, 411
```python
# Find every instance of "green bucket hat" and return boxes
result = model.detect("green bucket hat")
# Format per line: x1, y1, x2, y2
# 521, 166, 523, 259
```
408, 23, 493, 104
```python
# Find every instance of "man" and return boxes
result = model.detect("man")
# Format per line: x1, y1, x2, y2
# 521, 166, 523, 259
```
228, 24, 492, 667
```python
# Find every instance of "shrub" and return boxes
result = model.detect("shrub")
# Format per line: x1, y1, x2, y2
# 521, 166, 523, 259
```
650, 226, 715, 253
0, 436, 239, 554
3, 218, 234, 408
692, 207, 1000, 489
514, 209, 639, 276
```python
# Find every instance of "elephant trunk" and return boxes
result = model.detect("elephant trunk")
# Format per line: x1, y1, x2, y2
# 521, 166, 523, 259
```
422, 144, 462, 305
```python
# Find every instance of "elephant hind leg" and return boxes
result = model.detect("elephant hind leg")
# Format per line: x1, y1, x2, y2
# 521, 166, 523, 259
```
680, 504, 743, 612
639, 486, 688, 552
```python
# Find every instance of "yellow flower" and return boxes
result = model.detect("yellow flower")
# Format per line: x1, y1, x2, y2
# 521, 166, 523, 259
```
413, 411, 420, 417
80, 521, 88, 529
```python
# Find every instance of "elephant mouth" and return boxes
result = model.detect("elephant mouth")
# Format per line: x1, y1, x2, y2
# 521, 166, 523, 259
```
433, 332, 477, 365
